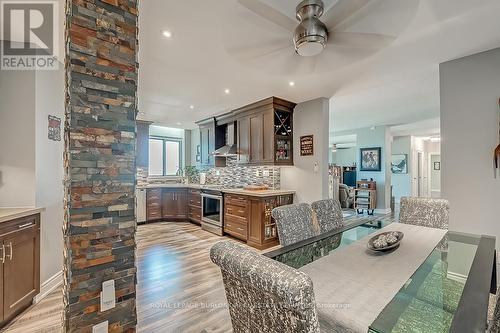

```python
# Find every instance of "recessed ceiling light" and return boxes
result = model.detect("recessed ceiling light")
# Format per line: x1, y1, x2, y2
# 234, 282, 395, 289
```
224, 88, 230, 94
289, 81, 295, 86
162, 30, 172, 38
176, 122, 182, 126
189, 105, 194, 109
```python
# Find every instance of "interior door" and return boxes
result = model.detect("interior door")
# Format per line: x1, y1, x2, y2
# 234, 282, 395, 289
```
417, 152, 424, 196
3, 226, 38, 320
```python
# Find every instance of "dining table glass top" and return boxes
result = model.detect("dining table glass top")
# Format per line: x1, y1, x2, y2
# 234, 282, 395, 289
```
368, 232, 481, 333
266, 219, 493, 333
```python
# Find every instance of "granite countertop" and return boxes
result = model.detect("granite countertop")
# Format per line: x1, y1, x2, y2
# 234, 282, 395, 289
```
136, 183, 295, 197
221, 188, 295, 197
0, 207, 45, 223
136, 183, 201, 189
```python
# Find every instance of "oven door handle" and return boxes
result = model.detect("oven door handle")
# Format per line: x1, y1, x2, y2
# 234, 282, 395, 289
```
201, 193, 222, 200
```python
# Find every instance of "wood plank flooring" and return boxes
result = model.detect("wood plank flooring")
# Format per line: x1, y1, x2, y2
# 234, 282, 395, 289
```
1, 212, 394, 333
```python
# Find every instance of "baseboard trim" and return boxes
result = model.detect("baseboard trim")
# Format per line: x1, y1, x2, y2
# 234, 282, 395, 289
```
34, 271, 62, 304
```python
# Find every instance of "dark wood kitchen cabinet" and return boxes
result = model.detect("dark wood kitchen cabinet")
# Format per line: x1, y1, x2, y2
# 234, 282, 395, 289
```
196, 117, 216, 167
146, 188, 162, 221
188, 188, 202, 225
162, 188, 188, 220
233, 97, 296, 166
0, 214, 40, 326
223, 193, 293, 250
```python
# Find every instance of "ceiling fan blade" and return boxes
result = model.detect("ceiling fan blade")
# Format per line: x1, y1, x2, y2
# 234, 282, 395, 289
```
226, 39, 292, 61
328, 32, 394, 49
237, 0, 296, 32
322, 0, 372, 29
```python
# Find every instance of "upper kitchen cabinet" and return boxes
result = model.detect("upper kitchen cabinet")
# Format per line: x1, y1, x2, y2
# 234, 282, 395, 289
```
233, 97, 296, 166
196, 117, 216, 166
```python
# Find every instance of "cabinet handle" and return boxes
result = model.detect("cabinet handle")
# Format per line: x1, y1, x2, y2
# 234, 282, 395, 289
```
18, 222, 34, 229
0, 244, 4, 264
6, 242, 12, 261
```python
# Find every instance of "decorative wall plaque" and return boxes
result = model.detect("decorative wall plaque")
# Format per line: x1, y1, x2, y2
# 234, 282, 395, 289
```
300, 135, 314, 156
48, 115, 61, 141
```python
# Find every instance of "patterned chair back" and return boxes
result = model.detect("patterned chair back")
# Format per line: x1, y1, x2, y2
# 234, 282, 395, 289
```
399, 197, 450, 229
490, 286, 500, 333
271, 203, 318, 246
210, 241, 320, 333
311, 199, 344, 233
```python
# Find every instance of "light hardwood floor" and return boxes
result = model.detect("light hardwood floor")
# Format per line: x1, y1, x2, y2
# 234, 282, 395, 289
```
1, 212, 392, 333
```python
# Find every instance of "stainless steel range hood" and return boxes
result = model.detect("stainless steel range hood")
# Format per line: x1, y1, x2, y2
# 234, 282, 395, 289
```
211, 144, 238, 157
210, 122, 238, 157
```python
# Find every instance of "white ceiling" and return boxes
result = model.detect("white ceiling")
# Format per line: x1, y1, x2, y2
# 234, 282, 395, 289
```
138, 0, 500, 130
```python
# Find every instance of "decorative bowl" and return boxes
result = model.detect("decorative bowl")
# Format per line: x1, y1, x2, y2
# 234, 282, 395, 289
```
367, 231, 404, 252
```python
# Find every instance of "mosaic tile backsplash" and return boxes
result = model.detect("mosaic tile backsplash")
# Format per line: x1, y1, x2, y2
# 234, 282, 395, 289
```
137, 157, 281, 189
202, 158, 281, 189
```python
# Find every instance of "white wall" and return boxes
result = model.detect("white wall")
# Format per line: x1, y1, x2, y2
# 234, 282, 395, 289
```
440, 47, 500, 247
281, 98, 329, 203
391, 136, 412, 203
331, 147, 356, 166
0, 62, 64, 289
333, 126, 392, 212
0, 70, 37, 207
35, 65, 65, 285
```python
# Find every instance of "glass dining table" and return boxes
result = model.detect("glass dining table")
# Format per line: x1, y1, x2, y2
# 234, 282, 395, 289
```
264, 218, 497, 333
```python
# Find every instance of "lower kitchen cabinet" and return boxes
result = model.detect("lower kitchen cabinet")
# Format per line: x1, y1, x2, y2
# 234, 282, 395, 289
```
145, 188, 191, 222
0, 214, 40, 326
188, 188, 202, 225
223, 193, 293, 250
146, 188, 162, 221
161, 189, 187, 220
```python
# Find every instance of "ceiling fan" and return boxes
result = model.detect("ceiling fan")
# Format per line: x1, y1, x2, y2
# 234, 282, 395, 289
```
226, 0, 418, 74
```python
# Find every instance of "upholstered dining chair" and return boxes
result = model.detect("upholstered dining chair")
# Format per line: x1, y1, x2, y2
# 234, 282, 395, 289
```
210, 241, 321, 333
399, 197, 450, 229
311, 199, 344, 233
272, 203, 318, 246
489, 286, 500, 332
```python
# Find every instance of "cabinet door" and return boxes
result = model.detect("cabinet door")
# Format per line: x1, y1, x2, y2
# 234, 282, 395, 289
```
249, 113, 263, 163
175, 190, 188, 218
146, 188, 162, 220
262, 110, 274, 163
237, 117, 250, 164
200, 127, 214, 166
162, 190, 178, 219
3, 224, 39, 320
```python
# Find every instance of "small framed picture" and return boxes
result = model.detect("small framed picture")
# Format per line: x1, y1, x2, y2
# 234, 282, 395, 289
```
196, 154, 201, 162
196, 145, 201, 154
360, 147, 382, 172
434, 162, 441, 170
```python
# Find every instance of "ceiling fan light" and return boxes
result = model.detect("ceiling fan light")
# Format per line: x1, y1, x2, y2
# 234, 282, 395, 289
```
295, 39, 325, 57
293, 17, 328, 57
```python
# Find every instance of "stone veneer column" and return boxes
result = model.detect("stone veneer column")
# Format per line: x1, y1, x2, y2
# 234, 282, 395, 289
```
63, 0, 138, 331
